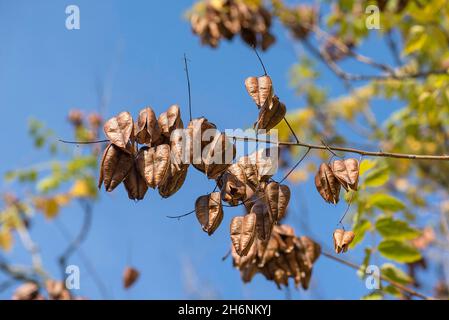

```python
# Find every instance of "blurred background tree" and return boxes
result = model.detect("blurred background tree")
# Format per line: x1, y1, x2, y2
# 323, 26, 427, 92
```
186, 0, 449, 299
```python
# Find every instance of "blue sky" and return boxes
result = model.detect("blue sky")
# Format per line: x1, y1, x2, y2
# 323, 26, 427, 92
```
0, 0, 435, 299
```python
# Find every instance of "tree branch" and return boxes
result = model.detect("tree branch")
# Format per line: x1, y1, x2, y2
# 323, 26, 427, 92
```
229, 136, 449, 161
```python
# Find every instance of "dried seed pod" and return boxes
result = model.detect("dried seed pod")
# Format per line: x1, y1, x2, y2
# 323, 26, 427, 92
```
258, 235, 279, 267
202, 133, 236, 179
244, 75, 273, 108
236, 150, 274, 188
218, 172, 246, 206
98, 144, 134, 192
255, 95, 286, 131
170, 128, 189, 170
315, 163, 341, 204
333, 229, 355, 253
230, 213, 257, 257
103, 111, 134, 152
123, 266, 140, 289
331, 158, 360, 191
158, 164, 188, 198
195, 192, 224, 236
124, 165, 148, 200
136, 144, 171, 189
46, 280, 71, 300
187, 117, 217, 172
265, 182, 291, 222
12, 282, 40, 300
232, 239, 258, 270
251, 199, 273, 241
300, 236, 321, 264
135, 107, 161, 145
158, 104, 183, 140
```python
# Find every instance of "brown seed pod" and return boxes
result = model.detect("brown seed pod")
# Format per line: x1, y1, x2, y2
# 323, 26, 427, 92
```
251, 199, 273, 241
331, 158, 360, 191
170, 128, 190, 171
232, 238, 258, 270
12, 282, 40, 300
258, 235, 279, 267
103, 111, 134, 152
45, 280, 71, 300
98, 144, 134, 192
230, 213, 257, 257
255, 95, 286, 131
333, 229, 355, 254
265, 182, 291, 223
158, 163, 189, 198
187, 117, 217, 172
300, 236, 321, 264
124, 164, 148, 200
236, 150, 274, 189
202, 133, 236, 179
123, 266, 140, 289
135, 107, 161, 145
158, 104, 183, 140
217, 172, 246, 206
315, 163, 341, 204
244, 75, 273, 108
136, 144, 171, 189
195, 192, 224, 236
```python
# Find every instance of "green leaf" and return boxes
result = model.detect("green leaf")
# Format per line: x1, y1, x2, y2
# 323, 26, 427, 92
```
366, 193, 405, 212
375, 217, 420, 240
350, 219, 372, 248
363, 166, 389, 188
378, 240, 422, 263
381, 263, 413, 285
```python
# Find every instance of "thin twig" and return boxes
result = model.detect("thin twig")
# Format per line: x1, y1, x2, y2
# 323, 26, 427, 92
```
228, 136, 449, 161
321, 251, 433, 300
283, 117, 300, 144
184, 53, 193, 121
279, 147, 311, 184
59, 139, 109, 145
253, 46, 268, 75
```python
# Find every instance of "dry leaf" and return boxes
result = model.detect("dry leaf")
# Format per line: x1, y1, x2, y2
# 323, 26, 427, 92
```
331, 158, 359, 191
315, 163, 341, 204
230, 213, 257, 256
103, 111, 134, 152
195, 192, 224, 235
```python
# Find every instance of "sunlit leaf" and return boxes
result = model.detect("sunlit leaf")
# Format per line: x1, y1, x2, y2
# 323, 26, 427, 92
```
378, 240, 421, 263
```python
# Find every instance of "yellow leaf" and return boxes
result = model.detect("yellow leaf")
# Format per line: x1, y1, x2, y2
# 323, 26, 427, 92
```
34, 197, 60, 219
0, 228, 13, 251
54, 194, 71, 206
70, 179, 96, 198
